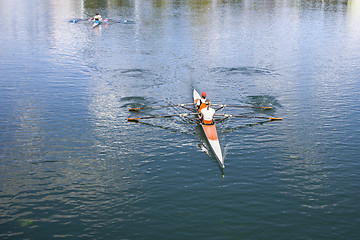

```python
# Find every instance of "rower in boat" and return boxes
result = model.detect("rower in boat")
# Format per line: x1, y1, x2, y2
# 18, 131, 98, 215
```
90, 13, 102, 27
196, 92, 207, 112
200, 100, 216, 125
92, 13, 102, 22
127, 88, 281, 170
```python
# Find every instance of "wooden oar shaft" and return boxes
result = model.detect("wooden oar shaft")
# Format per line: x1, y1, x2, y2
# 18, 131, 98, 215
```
215, 114, 282, 121
129, 103, 195, 111
128, 113, 196, 121
212, 104, 272, 109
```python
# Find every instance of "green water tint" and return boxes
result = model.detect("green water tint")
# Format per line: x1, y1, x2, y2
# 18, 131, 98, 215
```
19, 219, 34, 227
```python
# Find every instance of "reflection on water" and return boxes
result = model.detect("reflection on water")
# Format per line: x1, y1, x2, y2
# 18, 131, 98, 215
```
211, 66, 277, 76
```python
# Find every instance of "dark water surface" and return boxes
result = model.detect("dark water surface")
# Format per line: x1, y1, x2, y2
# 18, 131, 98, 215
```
1, 0, 359, 239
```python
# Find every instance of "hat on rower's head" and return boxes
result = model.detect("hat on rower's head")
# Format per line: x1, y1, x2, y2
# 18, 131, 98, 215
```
201, 92, 207, 97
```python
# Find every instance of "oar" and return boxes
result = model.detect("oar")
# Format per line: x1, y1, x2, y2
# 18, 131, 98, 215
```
212, 104, 272, 109
215, 115, 232, 123
215, 114, 282, 121
128, 113, 197, 122
129, 103, 195, 111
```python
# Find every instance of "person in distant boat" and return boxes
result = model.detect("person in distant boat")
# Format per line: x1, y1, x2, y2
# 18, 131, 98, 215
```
197, 92, 207, 113
200, 100, 215, 125
92, 13, 102, 22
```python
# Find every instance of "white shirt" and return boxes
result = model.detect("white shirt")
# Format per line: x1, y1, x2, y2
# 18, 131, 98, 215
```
201, 107, 215, 121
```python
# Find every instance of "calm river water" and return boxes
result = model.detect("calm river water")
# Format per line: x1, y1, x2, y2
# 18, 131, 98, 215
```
1, 0, 359, 239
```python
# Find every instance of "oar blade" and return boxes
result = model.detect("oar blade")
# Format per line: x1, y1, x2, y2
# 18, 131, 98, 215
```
127, 118, 140, 122
269, 117, 282, 121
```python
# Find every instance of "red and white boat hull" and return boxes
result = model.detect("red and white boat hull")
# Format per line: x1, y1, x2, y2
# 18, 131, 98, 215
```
193, 89, 225, 168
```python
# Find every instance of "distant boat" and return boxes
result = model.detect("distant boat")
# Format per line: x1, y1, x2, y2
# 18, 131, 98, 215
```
92, 20, 101, 28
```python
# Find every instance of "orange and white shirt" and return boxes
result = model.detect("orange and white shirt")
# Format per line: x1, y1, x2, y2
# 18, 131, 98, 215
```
197, 98, 206, 106
201, 107, 215, 123
197, 98, 206, 112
